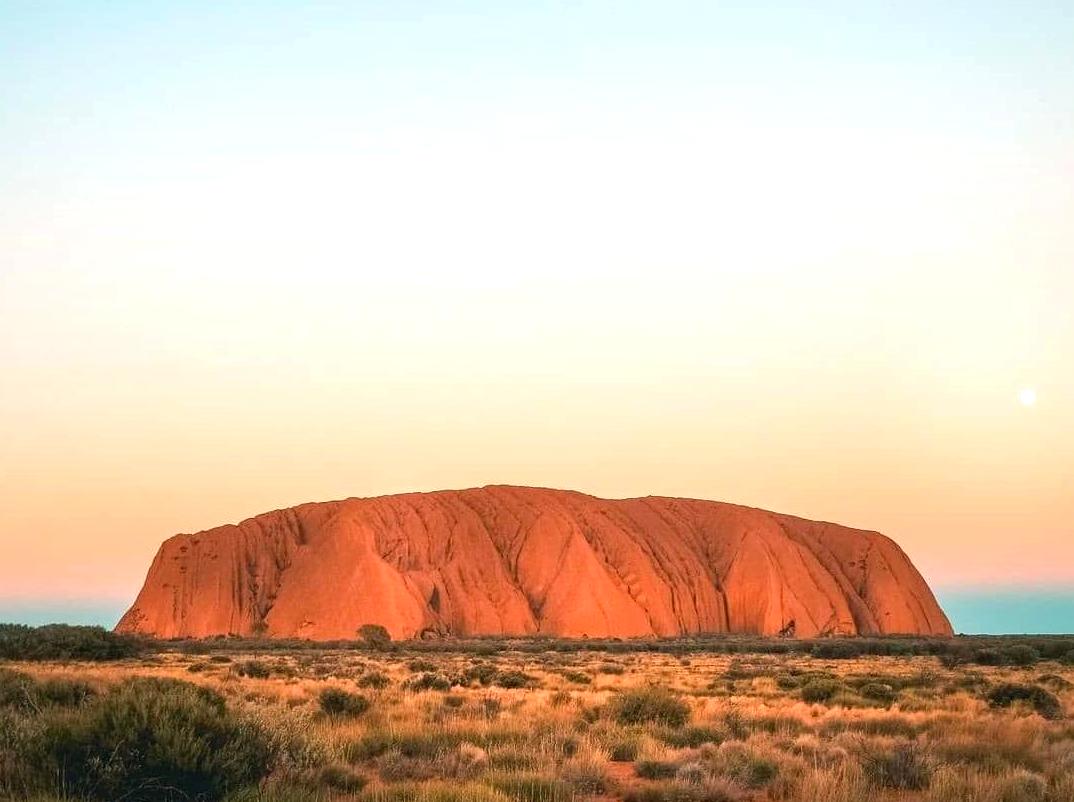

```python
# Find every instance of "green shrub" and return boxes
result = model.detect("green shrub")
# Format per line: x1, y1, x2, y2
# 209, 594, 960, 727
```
358, 670, 391, 689
938, 650, 971, 669
974, 648, 1004, 666
635, 760, 678, 779
358, 624, 393, 650
995, 770, 1048, 802
0, 668, 36, 710
810, 640, 861, 660
560, 753, 607, 794
563, 670, 591, 685
0, 623, 140, 661
624, 779, 740, 802
408, 659, 438, 672
405, 672, 453, 692
723, 753, 778, 789
1036, 673, 1073, 691
36, 677, 97, 708
800, 678, 842, 703
460, 662, 500, 686
0, 669, 95, 712
487, 772, 573, 802
858, 682, 896, 704
359, 781, 508, 802
775, 673, 800, 690
660, 725, 724, 748
986, 683, 1062, 719
31, 677, 272, 801
1002, 645, 1040, 667
236, 659, 271, 679
494, 670, 538, 689
344, 730, 478, 762
612, 687, 690, 727
315, 762, 368, 792
609, 739, 639, 762
862, 742, 931, 790
319, 687, 371, 717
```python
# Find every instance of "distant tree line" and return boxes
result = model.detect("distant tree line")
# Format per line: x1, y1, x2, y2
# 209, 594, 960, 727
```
146, 631, 1074, 666
0, 624, 141, 661
3, 621, 1073, 668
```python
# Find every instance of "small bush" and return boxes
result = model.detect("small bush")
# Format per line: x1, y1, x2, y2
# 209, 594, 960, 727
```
800, 678, 842, 703
494, 670, 538, 689
358, 670, 391, 690
1036, 673, 1073, 691
986, 683, 1062, 719
314, 763, 367, 792
29, 677, 272, 801
1002, 645, 1040, 667
361, 781, 507, 802
728, 757, 777, 789
358, 624, 393, 650
609, 739, 639, 762
377, 742, 487, 783
859, 682, 897, 704
624, 779, 741, 802
0, 668, 37, 710
408, 659, 438, 672
560, 751, 607, 794
0, 623, 140, 661
612, 687, 690, 727
810, 640, 861, 660
636, 760, 678, 779
405, 672, 453, 692
35, 677, 97, 708
487, 773, 573, 802
319, 687, 371, 717
995, 770, 1048, 802
938, 648, 972, 669
660, 725, 725, 748
563, 670, 591, 685
377, 749, 440, 782
862, 742, 932, 790
0, 669, 95, 712
460, 662, 499, 686
236, 659, 272, 679
974, 648, 1004, 666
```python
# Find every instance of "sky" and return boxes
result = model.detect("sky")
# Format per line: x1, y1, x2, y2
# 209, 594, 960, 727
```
1, 2, 1072, 634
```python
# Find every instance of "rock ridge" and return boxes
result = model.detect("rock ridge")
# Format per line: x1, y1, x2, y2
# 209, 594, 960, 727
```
116, 485, 952, 639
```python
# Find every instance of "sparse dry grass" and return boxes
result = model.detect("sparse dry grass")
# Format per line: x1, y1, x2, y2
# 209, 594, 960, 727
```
2, 644, 1074, 801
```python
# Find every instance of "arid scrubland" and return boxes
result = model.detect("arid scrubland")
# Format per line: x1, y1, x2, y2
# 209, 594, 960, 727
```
2, 629, 1074, 802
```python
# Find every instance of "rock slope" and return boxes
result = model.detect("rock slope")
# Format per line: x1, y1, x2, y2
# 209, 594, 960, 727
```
116, 486, 952, 639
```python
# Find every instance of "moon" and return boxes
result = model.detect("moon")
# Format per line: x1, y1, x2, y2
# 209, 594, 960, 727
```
1018, 387, 1037, 407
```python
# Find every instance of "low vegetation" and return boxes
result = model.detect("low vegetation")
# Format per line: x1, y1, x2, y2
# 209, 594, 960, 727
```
1, 632, 1073, 801
0, 623, 140, 661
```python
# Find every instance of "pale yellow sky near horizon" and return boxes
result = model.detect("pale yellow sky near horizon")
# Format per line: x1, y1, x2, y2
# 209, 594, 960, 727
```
2, 3, 1073, 606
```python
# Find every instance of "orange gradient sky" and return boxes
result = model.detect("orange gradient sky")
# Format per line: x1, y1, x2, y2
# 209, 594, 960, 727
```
1, 3, 1072, 613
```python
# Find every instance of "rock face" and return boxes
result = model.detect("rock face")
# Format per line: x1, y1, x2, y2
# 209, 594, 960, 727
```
116, 486, 952, 640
